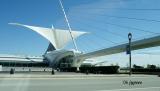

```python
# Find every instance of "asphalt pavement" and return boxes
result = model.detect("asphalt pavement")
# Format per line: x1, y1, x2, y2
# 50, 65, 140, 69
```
0, 73, 159, 91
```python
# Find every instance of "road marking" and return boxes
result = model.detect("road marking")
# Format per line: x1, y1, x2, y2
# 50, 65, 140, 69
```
98, 87, 160, 91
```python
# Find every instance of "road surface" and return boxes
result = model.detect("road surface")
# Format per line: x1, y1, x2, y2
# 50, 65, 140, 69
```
0, 73, 159, 91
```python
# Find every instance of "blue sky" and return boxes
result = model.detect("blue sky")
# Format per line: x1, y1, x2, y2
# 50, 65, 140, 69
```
0, 0, 160, 66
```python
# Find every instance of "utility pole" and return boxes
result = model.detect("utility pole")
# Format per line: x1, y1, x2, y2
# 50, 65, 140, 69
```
128, 33, 132, 76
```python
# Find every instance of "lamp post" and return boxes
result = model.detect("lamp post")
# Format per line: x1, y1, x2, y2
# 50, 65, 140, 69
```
128, 33, 132, 76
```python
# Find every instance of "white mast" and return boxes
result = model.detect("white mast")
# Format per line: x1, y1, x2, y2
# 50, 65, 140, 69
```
59, 0, 78, 51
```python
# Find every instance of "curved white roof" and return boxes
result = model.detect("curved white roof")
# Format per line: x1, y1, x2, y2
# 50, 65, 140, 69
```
9, 23, 87, 49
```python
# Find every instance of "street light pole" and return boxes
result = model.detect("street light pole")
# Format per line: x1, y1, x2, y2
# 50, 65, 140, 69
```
128, 33, 132, 76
